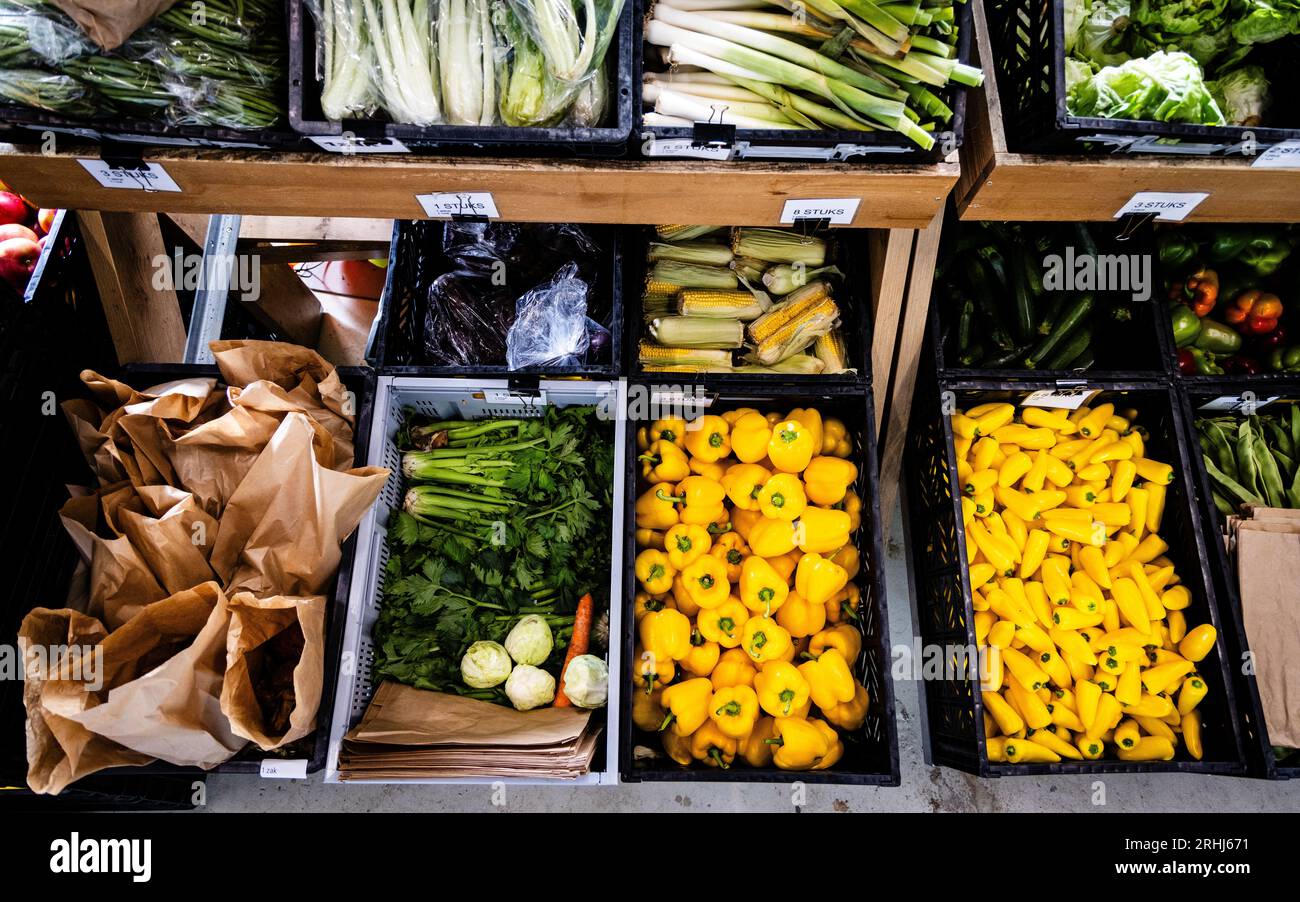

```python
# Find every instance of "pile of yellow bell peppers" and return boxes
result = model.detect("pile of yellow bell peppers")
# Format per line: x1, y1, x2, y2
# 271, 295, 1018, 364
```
632, 406, 870, 771
953, 400, 1217, 764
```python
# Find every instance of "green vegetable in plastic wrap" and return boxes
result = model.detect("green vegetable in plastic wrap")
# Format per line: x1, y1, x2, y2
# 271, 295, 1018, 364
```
1076, 0, 1134, 68
1209, 64, 1270, 126
1130, 0, 1231, 37
1068, 49, 1225, 125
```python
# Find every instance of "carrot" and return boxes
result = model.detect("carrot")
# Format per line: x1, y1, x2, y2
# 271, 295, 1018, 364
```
554, 593, 594, 707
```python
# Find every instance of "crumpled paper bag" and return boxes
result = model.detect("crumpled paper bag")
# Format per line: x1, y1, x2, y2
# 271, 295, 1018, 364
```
210, 412, 388, 597
220, 593, 327, 750
1236, 514, 1300, 749
48, 0, 179, 51
117, 485, 219, 595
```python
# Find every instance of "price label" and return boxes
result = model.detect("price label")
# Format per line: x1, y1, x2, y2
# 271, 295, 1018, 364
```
1114, 192, 1208, 221
77, 159, 181, 192
309, 135, 410, 154
1252, 140, 1300, 169
416, 192, 501, 220
1198, 394, 1280, 413
259, 759, 308, 779
780, 198, 860, 226
1020, 388, 1100, 410
643, 138, 735, 161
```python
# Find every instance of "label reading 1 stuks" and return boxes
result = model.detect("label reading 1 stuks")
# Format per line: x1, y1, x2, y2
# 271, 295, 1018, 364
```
1114, 192, 1208, 221
416, 192, 501, 220
780, 198, 860, 226
1020, 388, 1101, 410
259, 759, 308, 779
309, 135, 410, 154
78, 159, 182, 192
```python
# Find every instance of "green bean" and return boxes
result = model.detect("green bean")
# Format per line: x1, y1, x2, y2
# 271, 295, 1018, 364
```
1254, 428, 1285, 508
1202, 454, 1262, 507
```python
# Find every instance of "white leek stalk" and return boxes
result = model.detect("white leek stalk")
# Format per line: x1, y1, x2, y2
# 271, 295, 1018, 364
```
321, 0, 377, 119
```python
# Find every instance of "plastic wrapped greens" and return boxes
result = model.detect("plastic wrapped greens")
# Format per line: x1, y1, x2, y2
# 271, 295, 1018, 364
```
0, 66, 94, 114
0, 5, 90, 68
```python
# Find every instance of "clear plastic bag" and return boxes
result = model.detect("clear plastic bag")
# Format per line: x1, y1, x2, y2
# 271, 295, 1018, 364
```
0, 67, 96, 115
506, 263, 597, 369
0, 2, 93, 68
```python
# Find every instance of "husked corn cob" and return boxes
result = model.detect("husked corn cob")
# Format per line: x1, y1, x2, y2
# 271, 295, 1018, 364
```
656, 224, 723, 241
814, 329, 850, 374
677, 289, 768, 321
647, 240, 734, 266
733, 354, 826, 375
638, 341, 734, 370
732, 227, 827, 266
650, 315, 745, 349
747, 281, 832, 345
746, 297, 839, 365
649, 260, 738, 291
643, 362, 734, 373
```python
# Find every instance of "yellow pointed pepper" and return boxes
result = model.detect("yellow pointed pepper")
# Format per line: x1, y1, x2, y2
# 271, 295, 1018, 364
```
803, 456, 858, 505
1179, 624, 1216, 662
710, 685, 760, 738
635, 548, 676, 595
1177, 672, 1207, 715
683, 414, 731, 462
1182, 711, 1203, 760
758, 473, 808, 521
743, 616, 792, 664
730, 412, 773, 463
682, 553, 730, 609
1117, 736, 1175, 762
768, 418, 816, 473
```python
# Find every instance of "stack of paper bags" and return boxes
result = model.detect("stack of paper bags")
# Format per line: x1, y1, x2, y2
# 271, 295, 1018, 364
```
339, 681, 601, 780
1231, 506, 1300, 749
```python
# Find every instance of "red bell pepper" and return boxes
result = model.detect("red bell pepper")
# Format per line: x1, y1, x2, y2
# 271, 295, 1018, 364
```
1223, 289, 1282, 335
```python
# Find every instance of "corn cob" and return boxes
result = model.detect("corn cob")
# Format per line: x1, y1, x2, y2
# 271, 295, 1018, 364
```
656, 224, 723, 241
648, 240, 734, 266
731, 256, 768, 283
650, 316, 745, 349
814, 329, 850, 374
643, 362, 734, 373
733, 354, 826, 375
747, 281, 832, 345
762, 263, 844, 296
649, 260, 738, 291
638, 341, 734, 370
677, 289, 768, 321
746, 297, 840, 365
732, 228, 827, 266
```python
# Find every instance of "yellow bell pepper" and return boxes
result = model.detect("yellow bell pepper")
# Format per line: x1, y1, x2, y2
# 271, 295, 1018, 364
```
663, 523, 710, 570
821, 417, 852, 457
711, 646, 758, 690
822, 681, 870, 731
809, 624, 862, 664
635, 548, 676, 595
758, 473, 808, 521
827, 544, 860, 581
798, 648, 856, 710
795, 506, 851, 554
689, 456, 727, 482
769, 716, 832, 770
722, 407, 761, 427
683, 414, 731, 462
754, 660, 810, 717
639, 608, 693, 664
768, 418, 816, 473
730, 412, 773, 464
633, 644, 675, 694
1178, 624, 1216, 663
681, 554, 730, 610
690, 720, 739, 768
681, 630, 721, 677
766, 549, 800, 583
662, 729, 693, 766
709, 532, 748, 583
710, 685, 760, 739
775, 590, 826, 638
671, 574, 699, 617
739, 555, 790, 617
748, 516, 798, 558
731, 507, 761, 543
659, 677, 714, 736
636, 484, 680, 530
634, 591, 675, 621
639, 439, 690, 484
720, 462, 770, 511
793, 552, 848, 608
786, 407, 824, 453
743, 616, 793, 664
636, 528, 665, 550
632, 686, 666, 732
696, 599, 746, 650
660, 475, 726, 526
838, 490, 863, 532
825, 582, 860, 624
803, 456, 858, 506
648, 417, 688, 448
810, 718, 844, 770
739, 716, 778, 767
637, 426, 650, 452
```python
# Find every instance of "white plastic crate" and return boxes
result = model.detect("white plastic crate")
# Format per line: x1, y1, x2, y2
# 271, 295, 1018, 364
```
326, 376, 626, 784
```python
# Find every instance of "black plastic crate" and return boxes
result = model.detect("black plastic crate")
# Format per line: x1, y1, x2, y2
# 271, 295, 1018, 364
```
930, 213, 1172, 380
1178, 379, 1300, 780
902, 371, 1247, 776
288, 0, 633, 156
618, 380, 899, 784
986, 0, 1300, 156
633, 0, 973, 163
369, 219, 623, 377
625, 226, 872, 386
0, 107, 303, 152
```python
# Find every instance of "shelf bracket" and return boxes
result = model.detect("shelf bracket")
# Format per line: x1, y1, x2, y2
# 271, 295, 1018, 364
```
183, 213, 243, 364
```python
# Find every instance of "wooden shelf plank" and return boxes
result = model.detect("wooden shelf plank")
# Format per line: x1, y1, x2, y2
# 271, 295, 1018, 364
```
0, 144, 958, 229
955, 2, 1300, 224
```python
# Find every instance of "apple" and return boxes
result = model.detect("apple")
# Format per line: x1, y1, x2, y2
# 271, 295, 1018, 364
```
36, 208, 57, 235
0, 236, 41, 289
0, 191, 28, 226
0, 223, 38, 243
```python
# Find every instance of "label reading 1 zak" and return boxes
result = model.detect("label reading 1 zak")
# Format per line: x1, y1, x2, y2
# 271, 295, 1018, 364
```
78, 159, 182, 193
1114, 191, 1208, 221
259, 759, 308, 779
780, 198, 860, 226
1020, 388, 1100, 410
416, 192, 500, 220
1252, 140, 1300, 169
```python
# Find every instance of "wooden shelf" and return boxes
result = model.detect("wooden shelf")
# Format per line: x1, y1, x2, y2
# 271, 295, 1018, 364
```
955, 3, 1300, 224
0, 143, 958, 229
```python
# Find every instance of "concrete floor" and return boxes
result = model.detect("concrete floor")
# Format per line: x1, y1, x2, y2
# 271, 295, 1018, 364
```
206, 503, 1300, 813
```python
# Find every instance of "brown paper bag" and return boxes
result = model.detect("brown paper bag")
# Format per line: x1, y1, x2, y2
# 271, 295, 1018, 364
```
210, 412, 389, 597
59, 485, 167, 629
48, 0, 180, 51
220, 593, 327, 750
61, 582, 248, 770
117, 485, 219, 595
1237, 522, 1300, 748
